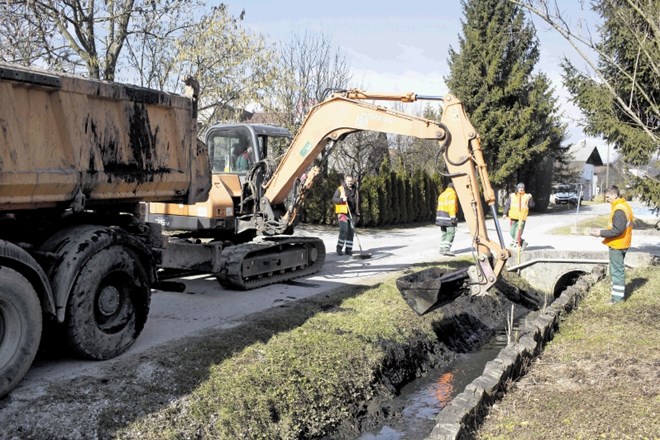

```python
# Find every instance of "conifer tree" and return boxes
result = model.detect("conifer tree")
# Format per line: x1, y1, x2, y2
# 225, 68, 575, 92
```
446, 0, 566, 205
380, 160, 394, 225
561, 0, 659, 207
395, 172, 405, 223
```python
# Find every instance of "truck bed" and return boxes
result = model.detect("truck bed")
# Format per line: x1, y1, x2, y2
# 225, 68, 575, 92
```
0, 63, 210, 211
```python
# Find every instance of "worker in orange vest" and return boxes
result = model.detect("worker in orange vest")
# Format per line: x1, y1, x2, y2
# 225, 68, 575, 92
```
332, 175, 360, 256
503, 182, 535, 248
436, 183, 459, 256
590, 185, 633, 304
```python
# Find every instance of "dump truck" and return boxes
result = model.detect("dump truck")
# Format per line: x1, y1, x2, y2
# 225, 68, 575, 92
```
0, 63, 210, 397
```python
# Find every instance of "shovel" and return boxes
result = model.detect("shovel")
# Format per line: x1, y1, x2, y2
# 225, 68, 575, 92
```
346, 203, 372, 259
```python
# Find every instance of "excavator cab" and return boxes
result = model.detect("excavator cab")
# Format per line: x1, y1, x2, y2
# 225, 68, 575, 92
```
206, 124, 292, 175
148, 124, 291, 237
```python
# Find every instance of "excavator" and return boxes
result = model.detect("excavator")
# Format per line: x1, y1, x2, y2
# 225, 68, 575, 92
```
148, 90, 511, 311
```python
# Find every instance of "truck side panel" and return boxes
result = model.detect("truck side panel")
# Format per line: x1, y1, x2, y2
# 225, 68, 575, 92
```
0, 63, 210, 211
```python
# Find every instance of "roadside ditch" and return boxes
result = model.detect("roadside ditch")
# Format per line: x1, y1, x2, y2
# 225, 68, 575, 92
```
333, 266, 595, 440
323, 269, 549, 439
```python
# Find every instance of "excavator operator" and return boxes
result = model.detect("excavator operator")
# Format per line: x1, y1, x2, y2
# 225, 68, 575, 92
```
228, 142, 248, 171
234, 142, 254, 171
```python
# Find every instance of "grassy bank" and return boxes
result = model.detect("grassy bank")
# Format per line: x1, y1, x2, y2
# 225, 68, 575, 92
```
475, 265, 660, 439
119, 265, 442, 439
116, 262, 536, 439
551, 214, 657, 235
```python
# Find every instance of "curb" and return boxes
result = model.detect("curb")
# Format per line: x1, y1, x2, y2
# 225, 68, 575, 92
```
426, 266, 607, 440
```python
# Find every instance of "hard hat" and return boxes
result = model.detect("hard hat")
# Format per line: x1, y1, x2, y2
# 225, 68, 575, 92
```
516, 183, 525, 191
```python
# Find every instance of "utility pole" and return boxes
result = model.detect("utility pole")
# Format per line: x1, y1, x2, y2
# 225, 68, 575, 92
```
605, 142, 610, 190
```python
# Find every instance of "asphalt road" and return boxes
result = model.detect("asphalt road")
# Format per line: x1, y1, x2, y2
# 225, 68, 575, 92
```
7, 201, 659, 399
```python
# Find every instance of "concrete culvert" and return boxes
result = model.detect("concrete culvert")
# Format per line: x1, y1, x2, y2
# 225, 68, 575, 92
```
553, 270, 587, 298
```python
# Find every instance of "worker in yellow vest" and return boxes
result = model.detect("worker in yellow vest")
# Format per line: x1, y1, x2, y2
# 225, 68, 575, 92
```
503, 182, 535, 248
436, 183, 459, 256
590, 185, 633, 304
332, 175, 360, 256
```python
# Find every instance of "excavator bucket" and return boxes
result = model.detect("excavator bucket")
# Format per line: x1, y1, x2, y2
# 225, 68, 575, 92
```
396, 267, 470, 315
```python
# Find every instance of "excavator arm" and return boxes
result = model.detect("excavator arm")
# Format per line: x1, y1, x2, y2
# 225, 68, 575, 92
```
251, 90, 510, 299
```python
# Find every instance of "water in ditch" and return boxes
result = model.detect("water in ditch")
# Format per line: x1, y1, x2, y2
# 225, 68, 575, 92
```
358, 329, 513, 440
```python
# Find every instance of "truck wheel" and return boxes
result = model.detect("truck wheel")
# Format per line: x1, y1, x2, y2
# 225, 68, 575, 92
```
0, 267, 42, 397
65, 246, 149, 360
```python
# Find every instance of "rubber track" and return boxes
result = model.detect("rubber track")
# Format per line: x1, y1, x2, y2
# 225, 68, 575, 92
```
216, 236, 326, 290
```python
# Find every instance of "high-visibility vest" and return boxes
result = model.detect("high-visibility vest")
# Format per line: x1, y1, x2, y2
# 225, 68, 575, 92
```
436, 188, 458, 217
507, 192, 532, 221
335, 186, 348, 214
603, 198, 633, 249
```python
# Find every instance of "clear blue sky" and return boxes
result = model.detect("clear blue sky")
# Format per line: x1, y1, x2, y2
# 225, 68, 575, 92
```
222, 0, 602, 147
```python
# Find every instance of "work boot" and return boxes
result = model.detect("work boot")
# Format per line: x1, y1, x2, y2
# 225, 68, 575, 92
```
336, 246, 343, 256
442, 251, 456, 257
345, 249, 353, 256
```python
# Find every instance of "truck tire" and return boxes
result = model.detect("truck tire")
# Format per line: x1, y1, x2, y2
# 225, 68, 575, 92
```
65, 246, 149, 360
0, 267, 42, 397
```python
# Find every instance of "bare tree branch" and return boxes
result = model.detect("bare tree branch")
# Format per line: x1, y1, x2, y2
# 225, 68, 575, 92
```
512, 0, 659, 145
1, 0, 203, 81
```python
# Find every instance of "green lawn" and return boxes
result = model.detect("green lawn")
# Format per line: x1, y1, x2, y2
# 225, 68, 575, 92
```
550, 214, 657, 235
475, 265, 660, 440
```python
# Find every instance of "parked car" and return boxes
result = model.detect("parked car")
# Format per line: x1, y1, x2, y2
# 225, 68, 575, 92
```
552, 184, 581, 205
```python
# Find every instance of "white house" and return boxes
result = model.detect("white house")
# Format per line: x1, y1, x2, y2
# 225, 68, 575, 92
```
566, 140, 605, 200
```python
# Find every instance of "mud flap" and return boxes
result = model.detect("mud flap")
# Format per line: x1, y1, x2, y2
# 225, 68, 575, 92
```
396, 267, 470, 315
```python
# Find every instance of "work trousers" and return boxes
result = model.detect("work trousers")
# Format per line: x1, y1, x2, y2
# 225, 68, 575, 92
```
337, 219, 354, 252
609, 247, 627, 302
439, 226, 456, 252
509, 219, 526, 245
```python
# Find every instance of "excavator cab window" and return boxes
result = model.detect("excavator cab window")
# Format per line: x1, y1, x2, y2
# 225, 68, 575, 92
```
208, 127, 255, 174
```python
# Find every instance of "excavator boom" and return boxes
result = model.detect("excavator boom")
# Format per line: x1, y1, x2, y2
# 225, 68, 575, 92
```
258, 90, 509, 303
